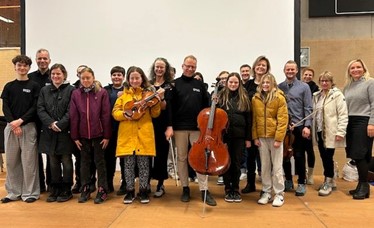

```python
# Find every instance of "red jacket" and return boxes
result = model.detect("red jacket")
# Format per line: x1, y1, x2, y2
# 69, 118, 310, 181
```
69, 86, 111, 140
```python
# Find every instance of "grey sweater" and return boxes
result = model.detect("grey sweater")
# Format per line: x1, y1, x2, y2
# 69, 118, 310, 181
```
343, 77, 374, 125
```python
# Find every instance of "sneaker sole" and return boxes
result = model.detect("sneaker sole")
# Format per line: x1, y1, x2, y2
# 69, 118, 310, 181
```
154, 193, 165, 198
318, 192, 332, 196
257, 201, 269, 205
123, 199, 135, 204
272, 202, 284, 207
154, 189, 165, 198
140, 200, 150, 204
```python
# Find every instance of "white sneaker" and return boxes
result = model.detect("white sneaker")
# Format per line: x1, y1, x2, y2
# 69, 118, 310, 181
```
239, 173, 247, 181
257, 192, 271, 205
272, 194, 284, 207
217, 176, 224, 185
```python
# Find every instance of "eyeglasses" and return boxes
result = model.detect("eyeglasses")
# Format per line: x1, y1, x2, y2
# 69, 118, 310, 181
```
319, 80, 331, 83
183, 64, 196, 70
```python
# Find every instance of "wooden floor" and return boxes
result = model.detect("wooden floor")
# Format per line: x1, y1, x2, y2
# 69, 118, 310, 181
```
0, 149, 373, 228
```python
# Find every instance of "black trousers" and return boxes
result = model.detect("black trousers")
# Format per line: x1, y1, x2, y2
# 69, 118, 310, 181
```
283, 126, 308, 184
223, 138, 244, 192
80, 137, 108, 191
317, 132, 335, 178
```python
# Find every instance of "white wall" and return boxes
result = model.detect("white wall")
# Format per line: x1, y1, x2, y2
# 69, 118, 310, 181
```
26, 0, 294, 89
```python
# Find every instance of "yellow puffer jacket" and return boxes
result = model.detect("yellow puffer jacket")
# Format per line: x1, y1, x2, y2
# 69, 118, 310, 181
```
112, 87, 161, 157
252, 90, 288, 142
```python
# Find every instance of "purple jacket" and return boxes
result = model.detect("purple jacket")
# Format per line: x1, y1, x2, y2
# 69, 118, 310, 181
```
69, 86, 111, 141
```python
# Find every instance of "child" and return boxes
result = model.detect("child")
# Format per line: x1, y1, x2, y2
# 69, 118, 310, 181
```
1, 55, 40, 203
112, 66, 161, 204
252, 73, 288, 207
69, 67, 111, 204
104, 66, 126, 194
217, 72, 252, 203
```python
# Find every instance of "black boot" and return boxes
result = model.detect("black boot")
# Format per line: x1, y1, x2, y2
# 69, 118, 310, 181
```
353, 182, 370, 200
57, 183, 73, 202
349, 182, 361, 195
72, 180, 81, 194
117, 180, 126, 196
108, 180, 114, 193
46, 184, 60, 202
78, 185, 91, 203
241, 173, 256, 194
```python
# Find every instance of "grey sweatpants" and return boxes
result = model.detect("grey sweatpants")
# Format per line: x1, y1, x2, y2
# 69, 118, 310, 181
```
4, 122, 40, 201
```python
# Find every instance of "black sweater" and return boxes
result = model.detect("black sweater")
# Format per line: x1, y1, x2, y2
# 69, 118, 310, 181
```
170, 75, 209, 130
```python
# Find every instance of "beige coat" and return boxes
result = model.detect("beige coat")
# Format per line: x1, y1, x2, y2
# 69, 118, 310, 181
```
312, 87, 348, 148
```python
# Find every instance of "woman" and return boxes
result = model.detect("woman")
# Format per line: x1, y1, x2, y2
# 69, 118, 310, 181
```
112, 66, 162, 204
302, 68, 319, 185
148, 58, 172, 197
38, 64, 75, 202
70, 67, 111, 204
312, 71, 348, 196
217, 72, 251, 202
242, 55, 271, 193
343, 59, 374, 200
252, 73, 288, 207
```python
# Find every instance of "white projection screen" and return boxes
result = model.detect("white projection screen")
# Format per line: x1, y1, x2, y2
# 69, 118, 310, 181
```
24, 0, 296, 89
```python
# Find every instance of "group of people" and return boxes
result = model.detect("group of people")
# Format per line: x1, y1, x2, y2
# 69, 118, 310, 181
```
1, 49, 373, 208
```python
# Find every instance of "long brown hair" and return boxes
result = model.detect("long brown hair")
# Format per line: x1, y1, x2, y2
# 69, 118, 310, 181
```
219, 72, 250, 112
125, 66, 152, 91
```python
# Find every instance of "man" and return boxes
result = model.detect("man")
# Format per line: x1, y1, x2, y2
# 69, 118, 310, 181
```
166, 55, 216, 206
28, 48, 51, 193
240, 64, 251, 84
1, 55, 40, 203
278, 60, 312, 196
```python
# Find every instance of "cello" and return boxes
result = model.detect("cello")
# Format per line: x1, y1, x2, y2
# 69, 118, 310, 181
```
188, 83, 230, 176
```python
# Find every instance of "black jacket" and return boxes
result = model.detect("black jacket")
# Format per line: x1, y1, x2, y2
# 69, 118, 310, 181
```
307, 81, 319, 95
219, 91, 252, 141
170, 75, 209, 130
37, 83, 75, 155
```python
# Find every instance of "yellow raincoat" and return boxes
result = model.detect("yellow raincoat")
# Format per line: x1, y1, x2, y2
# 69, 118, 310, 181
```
112, 87, 161, 157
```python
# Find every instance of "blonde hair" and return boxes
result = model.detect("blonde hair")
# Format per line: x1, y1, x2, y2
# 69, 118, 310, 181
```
344, 59, 371, 87
256, 73, 278, 103
318, 71, 335, 87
